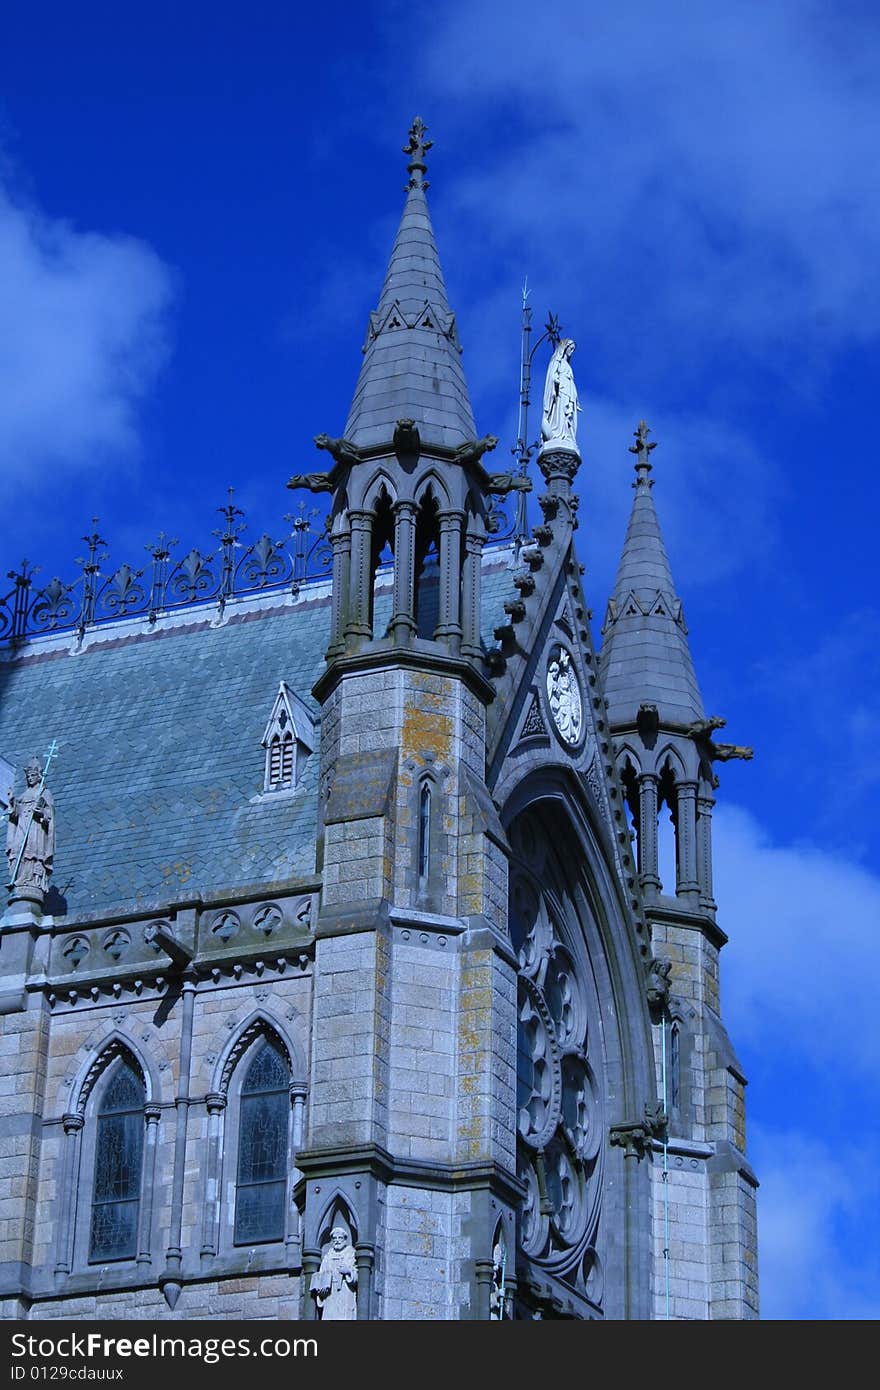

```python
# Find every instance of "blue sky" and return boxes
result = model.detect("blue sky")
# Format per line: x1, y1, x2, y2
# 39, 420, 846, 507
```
1, 0, 878, 1319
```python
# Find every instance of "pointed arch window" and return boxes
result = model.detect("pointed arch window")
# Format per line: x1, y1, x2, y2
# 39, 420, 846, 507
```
234, 1039, 291, 1245
414, 492, 440, 641
669, 1022, 681, 1112
89, 1060, 146, 1263
368, 487, 395, 639
418, 782, 432, 881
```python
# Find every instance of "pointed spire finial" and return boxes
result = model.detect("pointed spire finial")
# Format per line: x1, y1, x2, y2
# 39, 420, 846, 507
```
629, 419, 656, 487
404, 116, 432, 190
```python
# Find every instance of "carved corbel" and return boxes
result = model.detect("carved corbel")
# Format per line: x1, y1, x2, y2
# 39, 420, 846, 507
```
143, 920, 193, 969
609, 1103, 667, 1160
645, 956, 672, 1013
636, 702, 660, 739
393, 418, 421, 458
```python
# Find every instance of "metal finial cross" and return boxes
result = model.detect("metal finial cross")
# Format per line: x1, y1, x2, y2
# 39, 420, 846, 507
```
404, 117, 432, 188
629, 420, 656, 482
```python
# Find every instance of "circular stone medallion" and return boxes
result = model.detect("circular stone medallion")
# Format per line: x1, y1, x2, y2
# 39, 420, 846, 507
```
546, 645, 583, 747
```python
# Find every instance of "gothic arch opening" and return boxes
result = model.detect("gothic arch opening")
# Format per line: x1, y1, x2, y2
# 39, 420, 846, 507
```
657, 758, 679, 895
507, 805, 607, 1319
368, 487, 394, 638
413, 490, 440, 640
503, 789, 655, 1322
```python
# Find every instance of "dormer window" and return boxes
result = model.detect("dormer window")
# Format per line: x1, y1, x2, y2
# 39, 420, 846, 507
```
261, 682, 316, 795
268, 711, 295, 789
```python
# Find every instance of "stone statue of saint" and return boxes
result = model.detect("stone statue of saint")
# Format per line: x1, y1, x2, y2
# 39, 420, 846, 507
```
541, 338, 581, 450
311, 1226, 357, 1320
5, 758, 55, 897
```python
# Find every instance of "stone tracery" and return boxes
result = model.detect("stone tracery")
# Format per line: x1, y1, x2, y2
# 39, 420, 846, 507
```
509, 812, 605, 1313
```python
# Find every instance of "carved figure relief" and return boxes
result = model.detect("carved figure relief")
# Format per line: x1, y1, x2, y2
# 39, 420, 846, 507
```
5, 757, 55, 895
311, 1227, 357, 1320
546, 647, 583, 746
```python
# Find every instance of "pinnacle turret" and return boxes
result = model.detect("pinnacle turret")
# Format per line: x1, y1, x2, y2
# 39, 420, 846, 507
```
599, 423, 704, 727
344, 118, 477, 450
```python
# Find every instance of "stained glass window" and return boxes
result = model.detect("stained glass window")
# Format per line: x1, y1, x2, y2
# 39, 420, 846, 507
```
234, 1040, 289, 1245
89, 1059, 145, 1263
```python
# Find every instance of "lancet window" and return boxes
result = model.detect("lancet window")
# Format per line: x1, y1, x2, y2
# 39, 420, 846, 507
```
89, 1059, 146, 1263
234, 1039, 291, 1246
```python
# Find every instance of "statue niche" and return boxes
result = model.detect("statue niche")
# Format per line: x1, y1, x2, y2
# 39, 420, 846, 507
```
310, 1218, 358, 1320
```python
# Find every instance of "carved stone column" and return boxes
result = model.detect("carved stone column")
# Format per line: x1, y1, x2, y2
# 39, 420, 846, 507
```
54, 1112, 84, 1283
436, 510, 464, 653
474, 1257, 494, 1320
290, 1081, 307, 1152
200, 1093, 226, 1259
637, 773, 661, 897
327, 523, 351, 658
461, 530, 484, 661
286, 1083, 308, 1266
162, 969, 196, 1307
390, 500, 417, 645
355, 1242, 374, 1320
302, 1250, 320, 1320
137, 1103, 161, 1266
345, 509, 373, 645
676, 781, 699, 897
696, 789, 717, 912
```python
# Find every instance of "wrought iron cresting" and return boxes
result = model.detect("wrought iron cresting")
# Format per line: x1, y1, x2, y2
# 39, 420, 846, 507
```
0, 495, 334, 646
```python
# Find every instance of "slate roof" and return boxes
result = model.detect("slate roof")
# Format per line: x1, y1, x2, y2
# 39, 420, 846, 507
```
344, 174, 477, 450
598, 466, 705, 728
0, 552, 517, 922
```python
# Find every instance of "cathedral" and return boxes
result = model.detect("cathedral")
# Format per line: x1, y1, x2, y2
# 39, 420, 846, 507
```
0, 121, 758, 1321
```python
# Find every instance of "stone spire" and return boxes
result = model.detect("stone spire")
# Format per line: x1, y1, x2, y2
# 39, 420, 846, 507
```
344, 117, 477, 450
599, 422, 704, 727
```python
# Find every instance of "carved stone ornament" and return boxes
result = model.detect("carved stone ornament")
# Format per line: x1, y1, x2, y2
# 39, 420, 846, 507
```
310, 1227, 357, 1320
5, 757, 55, 899
521, 696, 547, 740
253, 903, 283, 938
546, 646, 583, 747
646, 957, 673, 1012
584, 755, 606, 820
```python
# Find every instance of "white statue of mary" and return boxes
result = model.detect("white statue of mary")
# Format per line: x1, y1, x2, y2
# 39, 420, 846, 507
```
541, 338, 581, 450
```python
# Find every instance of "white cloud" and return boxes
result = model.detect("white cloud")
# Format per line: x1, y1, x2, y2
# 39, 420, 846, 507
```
410, 0, 880, 395
750, 1127, 880, 1320
0, 178, 173, 498
695, 807, 880, 1318
714, 804, 880, 1076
